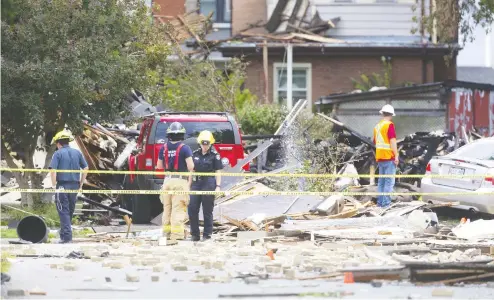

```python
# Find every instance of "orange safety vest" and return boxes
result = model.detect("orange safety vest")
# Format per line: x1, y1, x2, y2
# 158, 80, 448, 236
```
373, 120, 394, 161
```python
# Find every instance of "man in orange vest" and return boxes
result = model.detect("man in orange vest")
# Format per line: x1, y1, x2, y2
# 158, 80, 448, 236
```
373, 104, 399, 207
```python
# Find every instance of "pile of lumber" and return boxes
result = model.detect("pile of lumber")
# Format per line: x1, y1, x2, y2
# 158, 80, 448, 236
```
75, 123, 137, 202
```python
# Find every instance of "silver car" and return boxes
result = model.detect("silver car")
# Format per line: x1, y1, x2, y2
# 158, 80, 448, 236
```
420, 137, 494, 214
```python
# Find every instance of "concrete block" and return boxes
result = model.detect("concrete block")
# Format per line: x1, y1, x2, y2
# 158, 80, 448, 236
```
237, 250, 250, 256
243, 277, 259, 284
90, 256, 104, 262
191, 275, 214, 283
63, 263, 78, 271
218, 276, 232, 283
202, 261, 212, 269
431, 289, 453, 297
254, 264, 265, 272
28, 289, 46, 296
283, 268, 295, 279
292, 255, 303, 265
258, 256, 271, 263
142, 258, 160, 266
130, 259, 141, 266
110, 262, 124, 269
153, 265, 164, 272
171, 264, 188, 271
303, 264, 314, 272
126, 273, 140, 282
213, 261, 225, 270
464, 248, 481, 257
151, 275, 160, 282
7, 289, 27, 297
266, 265, 281, 273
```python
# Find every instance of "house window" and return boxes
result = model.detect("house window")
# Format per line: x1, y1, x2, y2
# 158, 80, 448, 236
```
200, 0, 231, 23
273, 63, 312, 109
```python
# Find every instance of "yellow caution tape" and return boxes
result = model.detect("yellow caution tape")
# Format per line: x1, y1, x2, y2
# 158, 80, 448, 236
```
0, 168, 491, 179
0, 188, 492, 197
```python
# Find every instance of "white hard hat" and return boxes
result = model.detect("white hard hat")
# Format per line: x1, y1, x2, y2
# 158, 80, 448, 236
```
379, 104, 395, 116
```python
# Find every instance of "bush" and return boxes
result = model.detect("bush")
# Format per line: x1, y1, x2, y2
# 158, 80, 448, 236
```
237, 103, 287, 135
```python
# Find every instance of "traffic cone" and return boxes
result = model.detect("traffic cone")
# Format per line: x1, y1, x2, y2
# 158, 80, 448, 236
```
266, 249, 275, 260
343, 272, 354, 284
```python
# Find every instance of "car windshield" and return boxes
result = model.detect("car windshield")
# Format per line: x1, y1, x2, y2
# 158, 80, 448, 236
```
155, 121, 236, 144
451, 139, 494, 160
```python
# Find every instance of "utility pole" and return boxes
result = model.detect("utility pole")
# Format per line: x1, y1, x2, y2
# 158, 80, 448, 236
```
286, 43, 293, 110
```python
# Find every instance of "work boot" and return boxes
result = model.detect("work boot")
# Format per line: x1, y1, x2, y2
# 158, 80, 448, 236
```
190, 235, 200, 242
202, 236, 211, 242
56, 240, 72, 244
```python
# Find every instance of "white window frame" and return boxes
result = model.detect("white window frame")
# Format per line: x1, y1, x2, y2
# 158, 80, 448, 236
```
273, 62, 312, 110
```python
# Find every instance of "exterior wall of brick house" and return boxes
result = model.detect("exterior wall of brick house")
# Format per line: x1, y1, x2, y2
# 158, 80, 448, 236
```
244, 55, 434, 105
152, 0, 185, 15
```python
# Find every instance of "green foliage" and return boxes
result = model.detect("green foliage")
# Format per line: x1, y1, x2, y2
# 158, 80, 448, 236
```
351, 57, 393, 91
1, 0, 172, 207
237, 104, 287, 135
150, 58, 254, 113
412, 0, 494, 45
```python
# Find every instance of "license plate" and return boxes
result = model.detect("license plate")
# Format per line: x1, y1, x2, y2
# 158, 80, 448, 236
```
449, 167, 465, 176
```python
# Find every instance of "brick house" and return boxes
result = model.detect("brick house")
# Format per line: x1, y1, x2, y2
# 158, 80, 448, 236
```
152, 0, 457, 110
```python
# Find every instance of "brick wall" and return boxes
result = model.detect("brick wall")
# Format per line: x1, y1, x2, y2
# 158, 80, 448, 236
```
153, 0, 186, 15
243, 55, 436, 106
232, 0, 267, 35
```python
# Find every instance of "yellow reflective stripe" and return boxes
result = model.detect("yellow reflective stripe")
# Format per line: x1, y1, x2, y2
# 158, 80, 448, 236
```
374, 121, 391, 150
162, 225, 184, 233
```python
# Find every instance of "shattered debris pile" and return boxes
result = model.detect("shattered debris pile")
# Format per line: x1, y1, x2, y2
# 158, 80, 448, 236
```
76, 123, 138, 205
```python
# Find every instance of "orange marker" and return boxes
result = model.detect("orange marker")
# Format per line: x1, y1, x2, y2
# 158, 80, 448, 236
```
266, 249, 275, 260
343, 272, 354, 284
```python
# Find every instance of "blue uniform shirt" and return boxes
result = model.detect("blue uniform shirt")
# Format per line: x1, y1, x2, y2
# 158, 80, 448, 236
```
158, 141, 193, 172
192, 147, 223, 173
49, 145, 88, 183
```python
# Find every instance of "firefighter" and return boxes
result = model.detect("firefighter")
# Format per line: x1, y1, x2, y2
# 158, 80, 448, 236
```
188, 130, 223, 241
157, 122, 194, 240
49, 130, 88, 243
373, 104, 399, 208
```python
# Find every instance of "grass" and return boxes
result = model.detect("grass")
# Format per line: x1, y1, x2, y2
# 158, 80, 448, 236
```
1, 203, 60, 227
0, 228, 18, 238
0, 226, 92, 240
1, 252, 12, 273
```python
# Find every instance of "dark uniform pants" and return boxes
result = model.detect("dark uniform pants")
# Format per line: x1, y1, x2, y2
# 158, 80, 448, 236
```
56, 182, 79, 242
189, 178, 216, 238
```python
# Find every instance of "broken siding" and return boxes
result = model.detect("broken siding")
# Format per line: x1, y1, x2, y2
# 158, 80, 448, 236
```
312, 0, 423, 37
448, 88, 494, 137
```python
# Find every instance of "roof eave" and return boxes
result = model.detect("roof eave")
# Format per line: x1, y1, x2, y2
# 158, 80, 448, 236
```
218, 43, 457, 57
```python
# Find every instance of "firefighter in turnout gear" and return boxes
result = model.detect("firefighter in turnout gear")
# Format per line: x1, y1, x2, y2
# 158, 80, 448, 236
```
188, 130, 223, 241
49, 130, 88, 243
373, 104, 399, 208
157, 122, 194, 240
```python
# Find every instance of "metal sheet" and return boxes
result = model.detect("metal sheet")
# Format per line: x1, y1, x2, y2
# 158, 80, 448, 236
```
449, 88, 494, 137
211, 194, 322, 222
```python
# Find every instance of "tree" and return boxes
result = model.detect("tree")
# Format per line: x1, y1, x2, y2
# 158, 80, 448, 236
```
1, 0, 171, 207
417, 0, 494, 45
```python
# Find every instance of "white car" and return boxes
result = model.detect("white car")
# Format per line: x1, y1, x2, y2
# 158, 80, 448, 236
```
420, 137, 494, 214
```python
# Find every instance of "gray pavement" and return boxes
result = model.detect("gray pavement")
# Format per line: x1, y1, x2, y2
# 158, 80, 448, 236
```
1, 240, 494, 299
